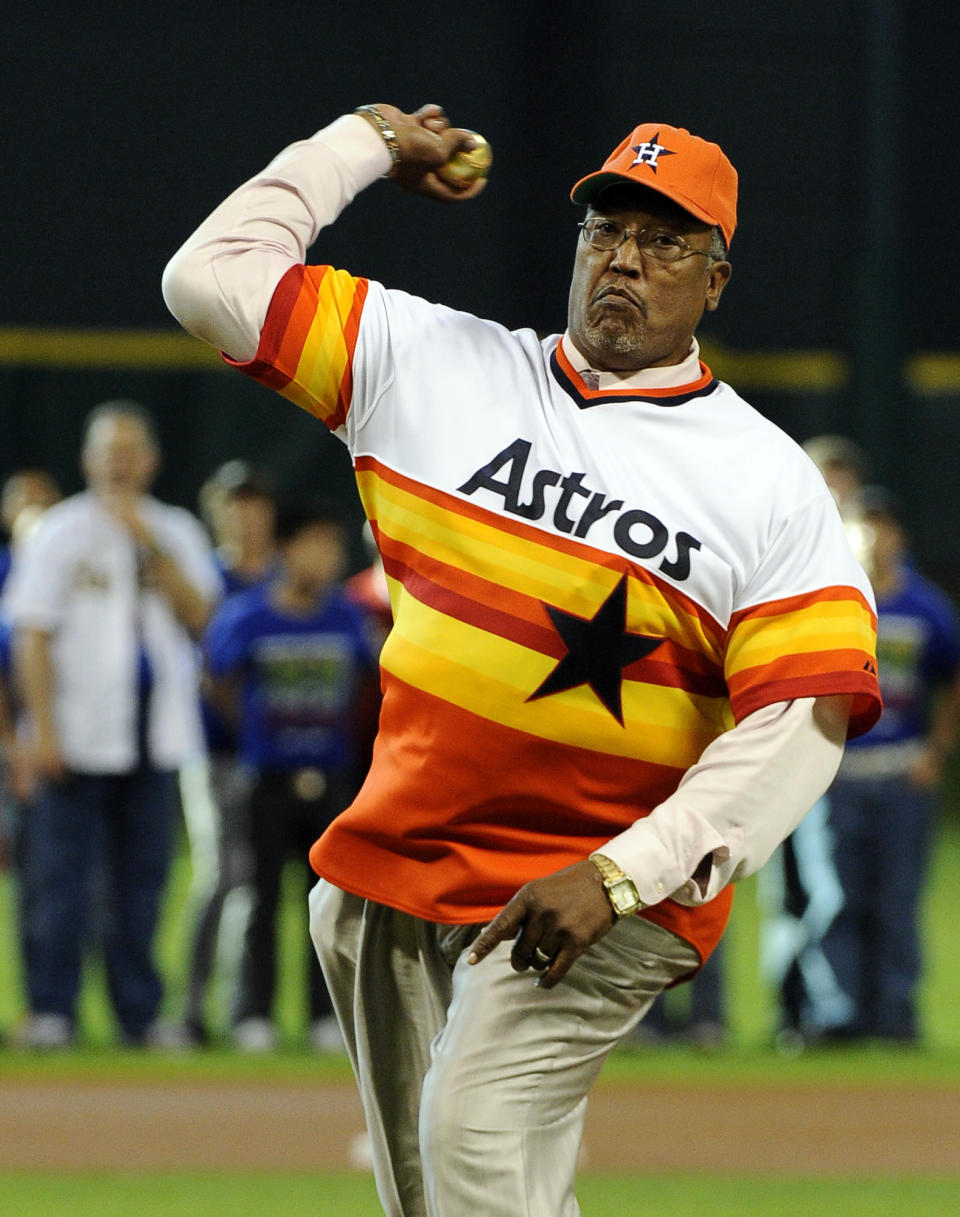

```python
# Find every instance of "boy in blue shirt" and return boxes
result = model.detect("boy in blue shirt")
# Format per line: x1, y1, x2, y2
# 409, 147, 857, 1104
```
205, 503, 377, 1051
821, 486, 960, 1042
179, 461, 281, 1046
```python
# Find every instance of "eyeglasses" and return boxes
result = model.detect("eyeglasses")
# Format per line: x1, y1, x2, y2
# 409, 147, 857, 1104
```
578, 217, 718, 264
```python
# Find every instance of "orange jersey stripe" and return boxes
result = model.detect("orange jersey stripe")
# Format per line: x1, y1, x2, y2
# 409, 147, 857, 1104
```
726, 588, 880, 735
227, 264, 368, 426
728, 585, 876, 622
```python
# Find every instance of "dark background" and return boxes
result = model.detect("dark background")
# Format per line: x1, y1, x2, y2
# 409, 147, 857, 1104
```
2, 1, 957, 582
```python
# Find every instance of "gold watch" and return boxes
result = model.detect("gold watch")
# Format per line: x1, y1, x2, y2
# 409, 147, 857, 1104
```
589, 852, 644, 917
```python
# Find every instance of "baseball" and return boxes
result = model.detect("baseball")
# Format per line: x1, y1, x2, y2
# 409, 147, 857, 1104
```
436, 132, 492, 186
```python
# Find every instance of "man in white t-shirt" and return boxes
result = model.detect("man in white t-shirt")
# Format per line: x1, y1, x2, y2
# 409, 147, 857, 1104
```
5, 400, 221, 1047
163, 106, 881, 1216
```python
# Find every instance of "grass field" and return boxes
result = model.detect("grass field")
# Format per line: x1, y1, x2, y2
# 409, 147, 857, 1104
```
1, 1171, 959, 1217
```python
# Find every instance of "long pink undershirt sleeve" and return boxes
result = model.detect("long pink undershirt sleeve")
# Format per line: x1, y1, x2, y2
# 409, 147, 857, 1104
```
601, 696, 849, 908
161, 115, 391, 362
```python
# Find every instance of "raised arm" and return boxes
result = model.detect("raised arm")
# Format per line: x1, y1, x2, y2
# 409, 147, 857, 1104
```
162, 105, 485, 361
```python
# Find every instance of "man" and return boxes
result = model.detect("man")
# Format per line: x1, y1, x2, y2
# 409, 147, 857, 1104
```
0, 467, 61, 1011
199, 459, 281, 595
178, 459, 281, 1045
4, 401, 221, 1047
164, 106, 881, 1216
758, 433, 874, 1048
203, 502, 376, 1052
819, 486, 960, 1042
802, 434, 873, 567
0, 467, 61, 594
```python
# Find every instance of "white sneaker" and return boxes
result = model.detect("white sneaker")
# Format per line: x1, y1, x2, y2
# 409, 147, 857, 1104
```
16, 1013, 74, 1049
310, 1015, 344, 1054
233, 1017, 277, 1053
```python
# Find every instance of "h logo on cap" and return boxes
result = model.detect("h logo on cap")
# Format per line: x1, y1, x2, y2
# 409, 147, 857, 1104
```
630, 135, 675, 173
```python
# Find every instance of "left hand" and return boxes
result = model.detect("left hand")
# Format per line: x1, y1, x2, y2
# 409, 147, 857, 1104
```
467, 860, 616, 989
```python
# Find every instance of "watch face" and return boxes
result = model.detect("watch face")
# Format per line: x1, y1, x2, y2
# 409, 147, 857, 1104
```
608, 878, 640, 915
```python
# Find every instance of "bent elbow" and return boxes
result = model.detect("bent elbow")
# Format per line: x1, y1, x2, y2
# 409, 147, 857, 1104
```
161, 247, 219, 343
161, 245, 260, 363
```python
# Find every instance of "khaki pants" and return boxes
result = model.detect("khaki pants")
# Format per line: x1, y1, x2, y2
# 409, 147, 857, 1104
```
309, 879, 699, 1217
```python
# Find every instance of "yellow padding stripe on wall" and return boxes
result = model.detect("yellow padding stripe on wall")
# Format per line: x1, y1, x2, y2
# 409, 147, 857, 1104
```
0, 328, 956, 394
0, 328, 225, 370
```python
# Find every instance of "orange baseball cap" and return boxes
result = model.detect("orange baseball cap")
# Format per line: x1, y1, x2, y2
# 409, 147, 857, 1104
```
570, 123, 738, 249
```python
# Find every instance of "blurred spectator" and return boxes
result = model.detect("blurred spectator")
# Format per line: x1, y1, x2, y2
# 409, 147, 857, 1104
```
0, 621, 22, 868
3, 400, 220, 1048
199, 459, 281, 595
178, 460, 280, 1045
800, 434, 868, 509
819, 487, 960, 1042
0, 620, 24, 1004
758, 435, 871, 1046
0, 468, 61, 594
0, 475, 61, 1012
203, 502, 376, 1051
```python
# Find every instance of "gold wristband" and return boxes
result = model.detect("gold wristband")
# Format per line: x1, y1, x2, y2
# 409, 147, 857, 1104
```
354, 105, 401, 178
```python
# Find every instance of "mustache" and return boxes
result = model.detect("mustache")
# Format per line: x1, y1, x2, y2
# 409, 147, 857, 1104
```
593, 285, 647, 316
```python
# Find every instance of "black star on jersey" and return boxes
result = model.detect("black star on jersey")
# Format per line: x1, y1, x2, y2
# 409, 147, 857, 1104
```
526, 575, 663, 725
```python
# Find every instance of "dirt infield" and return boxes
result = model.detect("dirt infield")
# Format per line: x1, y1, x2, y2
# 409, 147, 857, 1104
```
2, 1077, 958, 1175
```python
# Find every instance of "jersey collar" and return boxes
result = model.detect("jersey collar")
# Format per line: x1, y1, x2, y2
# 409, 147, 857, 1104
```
553, 332, 717, 409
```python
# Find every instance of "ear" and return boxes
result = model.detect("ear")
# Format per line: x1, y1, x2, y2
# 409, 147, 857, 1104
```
704, 260, 732, 312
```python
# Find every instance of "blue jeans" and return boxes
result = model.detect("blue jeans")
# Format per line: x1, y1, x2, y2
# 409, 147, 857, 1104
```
819, 771, 935, 1039
22, 765, 177, 1041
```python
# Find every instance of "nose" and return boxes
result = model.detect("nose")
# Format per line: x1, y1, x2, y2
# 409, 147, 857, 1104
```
609, 237, 647, 278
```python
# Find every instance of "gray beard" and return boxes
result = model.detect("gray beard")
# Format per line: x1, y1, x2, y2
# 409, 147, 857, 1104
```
580, 320, 646, 361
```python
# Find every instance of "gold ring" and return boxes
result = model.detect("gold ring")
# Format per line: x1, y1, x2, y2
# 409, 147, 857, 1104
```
533, 947, 552, 966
